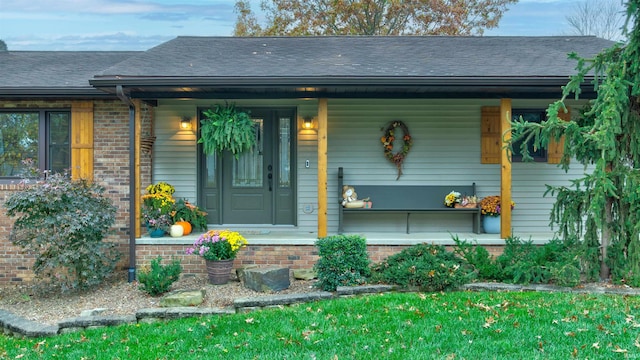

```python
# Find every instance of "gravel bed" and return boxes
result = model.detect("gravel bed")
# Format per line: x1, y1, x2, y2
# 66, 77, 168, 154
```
0, 273, 318, 325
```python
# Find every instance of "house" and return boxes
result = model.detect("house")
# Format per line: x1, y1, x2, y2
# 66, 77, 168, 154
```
0, 36, 614, 283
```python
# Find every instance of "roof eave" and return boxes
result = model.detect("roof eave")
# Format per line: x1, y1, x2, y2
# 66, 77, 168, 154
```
90, 76, 577, 88
0, 87, 120, 99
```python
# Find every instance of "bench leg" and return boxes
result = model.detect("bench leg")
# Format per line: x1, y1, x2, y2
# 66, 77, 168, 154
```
406, 213, 410, 234
473, 212, 480, 234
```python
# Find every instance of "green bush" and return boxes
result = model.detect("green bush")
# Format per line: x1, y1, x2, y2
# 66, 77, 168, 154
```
454, 236, 583, 287
494, 237, 581, 286
314, 235, 370, 291
138, 257, 182, 296
550, 263, 581, 287
4, 163, 119, 291
452, 236, 502, 280
370, 243, 475, 291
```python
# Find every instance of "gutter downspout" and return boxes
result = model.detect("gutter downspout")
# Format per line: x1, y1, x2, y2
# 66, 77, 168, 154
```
116, 85, 137, 283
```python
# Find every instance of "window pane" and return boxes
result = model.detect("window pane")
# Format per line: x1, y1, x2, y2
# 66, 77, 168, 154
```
233, 119, 263, 188
48, 112, 70, 173
0, 112, 39, 177
206, 153, 217, 187
512, 110, 546, 161
279, 117, 290, 187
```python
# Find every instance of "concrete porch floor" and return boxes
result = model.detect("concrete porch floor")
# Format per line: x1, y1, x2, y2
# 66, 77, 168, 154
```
136, 229, 557, 246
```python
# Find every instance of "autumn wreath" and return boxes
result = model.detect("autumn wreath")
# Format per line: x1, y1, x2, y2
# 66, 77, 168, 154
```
380, 120, 412, 180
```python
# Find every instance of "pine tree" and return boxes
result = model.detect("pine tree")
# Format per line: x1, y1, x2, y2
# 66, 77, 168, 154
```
511, 0, 640, 284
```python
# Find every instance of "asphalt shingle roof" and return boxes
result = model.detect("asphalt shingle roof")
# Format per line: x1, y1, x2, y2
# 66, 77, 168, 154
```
96, 36, 615, 79
0, 36, 616, 98
0, 51, 139, 89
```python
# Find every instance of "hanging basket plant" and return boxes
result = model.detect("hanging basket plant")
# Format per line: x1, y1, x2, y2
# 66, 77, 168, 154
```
198, 103, 256, 158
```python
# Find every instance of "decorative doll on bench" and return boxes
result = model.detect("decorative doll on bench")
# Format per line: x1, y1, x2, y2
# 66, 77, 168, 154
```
341, 185, 372, 208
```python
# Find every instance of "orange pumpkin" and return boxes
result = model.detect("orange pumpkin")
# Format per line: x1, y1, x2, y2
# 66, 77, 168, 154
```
175, 221, 192, 235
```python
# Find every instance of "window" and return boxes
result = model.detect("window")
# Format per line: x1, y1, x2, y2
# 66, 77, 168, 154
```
511, 109, 547, 162
0, 110, 70, 177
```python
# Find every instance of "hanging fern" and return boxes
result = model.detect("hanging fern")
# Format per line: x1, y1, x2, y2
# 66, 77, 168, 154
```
198, 103, 256, 158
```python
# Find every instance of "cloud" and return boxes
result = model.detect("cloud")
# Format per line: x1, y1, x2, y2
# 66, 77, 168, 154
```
6, 32, 175, 51
0, 0, 241, 50
2, 0, 158, 14
139, 12, 192, 22
2, 0, 234, 20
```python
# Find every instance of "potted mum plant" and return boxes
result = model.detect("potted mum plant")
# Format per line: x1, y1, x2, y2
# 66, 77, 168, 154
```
172, 198, 208, 234
479, 195, 515, 234
185, 229, 248, 284
141, 182, 176, 237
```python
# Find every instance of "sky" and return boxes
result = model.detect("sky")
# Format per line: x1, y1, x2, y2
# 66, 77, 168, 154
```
0, 0, 622, 51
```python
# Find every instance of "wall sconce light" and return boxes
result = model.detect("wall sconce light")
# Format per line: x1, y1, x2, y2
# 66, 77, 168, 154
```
180, 116, 192, 130
303, 116, 314, 129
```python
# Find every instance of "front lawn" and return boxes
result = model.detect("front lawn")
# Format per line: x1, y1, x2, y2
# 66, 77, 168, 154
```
1, 291, 639, 359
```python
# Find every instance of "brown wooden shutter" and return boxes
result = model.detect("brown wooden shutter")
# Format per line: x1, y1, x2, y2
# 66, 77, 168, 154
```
547, 107, 571, 164
71, 100, 94, 181
481, 106, 501, 164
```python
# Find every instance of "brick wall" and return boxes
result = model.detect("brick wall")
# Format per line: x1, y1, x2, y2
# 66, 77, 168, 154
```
135, 244, 322, 275
133, 243, 507, 276
0, 184, 36, 283
0, 99, 153, 284
92, 100, 153, 243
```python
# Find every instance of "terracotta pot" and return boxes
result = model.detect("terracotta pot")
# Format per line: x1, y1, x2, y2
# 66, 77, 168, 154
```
205, 259, 234, 285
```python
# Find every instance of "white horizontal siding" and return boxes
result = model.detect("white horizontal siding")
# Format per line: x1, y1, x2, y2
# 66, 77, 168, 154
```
153, 103, 198, 202
296, 101, 319, 232
327, 98, 587, 236
151, 97, 587, 237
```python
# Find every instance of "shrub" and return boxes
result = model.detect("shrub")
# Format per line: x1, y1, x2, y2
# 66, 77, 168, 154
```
453, 236, 583, 287
550, 263, 581, 287
496, 237, 581, 286
452, 236, 502, 280
137, 257, 182, 296
4, 163, 119, 291
314, 235, 370, 291
370, 243, 475, 291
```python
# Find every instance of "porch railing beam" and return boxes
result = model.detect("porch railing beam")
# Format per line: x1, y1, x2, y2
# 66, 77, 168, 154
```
500, 98, 512, 238
318, 98, 328, 238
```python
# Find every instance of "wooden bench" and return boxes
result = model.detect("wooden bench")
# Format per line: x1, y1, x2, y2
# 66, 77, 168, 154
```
338, 167, 481, 234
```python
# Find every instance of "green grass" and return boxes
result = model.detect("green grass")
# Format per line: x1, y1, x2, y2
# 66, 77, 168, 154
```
1, 291, 639, 359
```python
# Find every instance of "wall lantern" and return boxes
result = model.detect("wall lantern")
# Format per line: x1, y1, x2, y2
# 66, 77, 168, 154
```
180, 116, 192, 130
303, 116, 314, 129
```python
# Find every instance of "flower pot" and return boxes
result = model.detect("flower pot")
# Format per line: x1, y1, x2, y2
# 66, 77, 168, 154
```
148, 227, 166, 238
205, 259, 234, 285
482, 215, 500, 234
454, 203, 477, 208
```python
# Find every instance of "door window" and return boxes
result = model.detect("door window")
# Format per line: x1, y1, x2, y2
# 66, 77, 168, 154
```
232, 118, 263, 187
279, 117, 291, 187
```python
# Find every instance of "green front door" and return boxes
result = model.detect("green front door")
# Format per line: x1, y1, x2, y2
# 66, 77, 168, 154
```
199, 108, 295, 225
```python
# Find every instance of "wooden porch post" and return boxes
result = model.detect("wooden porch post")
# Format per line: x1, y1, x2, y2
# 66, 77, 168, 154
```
500, 98, 512, 238
318, 98, 328, 238
133, 100, 142, 238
